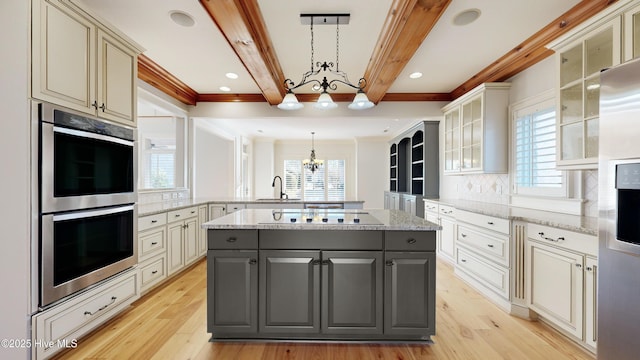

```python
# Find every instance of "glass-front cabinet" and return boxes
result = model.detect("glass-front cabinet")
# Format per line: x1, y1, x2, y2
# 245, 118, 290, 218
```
552, 17, 621, 169
624, 3, 640, 60
441, 82, 510, 175
443, 108, 460, 172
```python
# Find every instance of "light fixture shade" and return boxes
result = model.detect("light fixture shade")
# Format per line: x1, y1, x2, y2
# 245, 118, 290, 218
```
314, 92, 338, 110
277, 92, 304, 110
348, 91, 375, 110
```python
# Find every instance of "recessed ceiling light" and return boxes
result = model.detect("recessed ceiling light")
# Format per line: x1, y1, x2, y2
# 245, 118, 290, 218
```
219, 86, 231, 92
409, 72, 423, 79
169, 10, 195, 27
452, 9, 481, 26
225, 72, 239, 79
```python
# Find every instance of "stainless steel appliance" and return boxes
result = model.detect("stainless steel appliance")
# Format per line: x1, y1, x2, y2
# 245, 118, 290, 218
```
40, 204, 137, 306
39, 102, 136, 213
37, 102, 137, 307
598, 57, 640, 360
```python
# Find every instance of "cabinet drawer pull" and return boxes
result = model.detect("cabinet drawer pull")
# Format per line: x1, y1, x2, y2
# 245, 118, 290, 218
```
538, 232, 564, 242
92, 101, 98, 109
226, 237, 237, 243
487, 221, 494, 225
84, 296, 117, 316
385, 260, 394, 266
406, 238, 417, 244
460, 259, 467, 263
249, 258, 257, 265
311, 259, 321, 265
191, 210, 196, 214
151, 220, 158, 223
151, 270, 158, 275
99, 103, 106, 112
151, 242, 158, 245
487, 244, 494, 248
175, 214, 180, 218
460, 233, 467, 238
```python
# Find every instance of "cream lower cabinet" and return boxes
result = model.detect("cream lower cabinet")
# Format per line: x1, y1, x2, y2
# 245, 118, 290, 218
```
32, 0, 139, 126
167, 207, 199, 276
438, 205, 456, 263
137, 212, 168, 293
32, 269, 138, 360
455, 210, 511, 309
198, 205, 208, 257
526, 223, 598, 350
424, 201, 440, 257
208, 204, 227, 220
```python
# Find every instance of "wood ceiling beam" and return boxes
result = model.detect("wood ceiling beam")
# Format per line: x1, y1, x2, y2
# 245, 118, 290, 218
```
137, 54, 198, 105
199, 0, 286, 105
363, 0, 452, 104
450, 0, 618, 99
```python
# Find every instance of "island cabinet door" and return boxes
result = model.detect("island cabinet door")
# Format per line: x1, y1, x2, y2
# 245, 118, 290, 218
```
322, 251, 383, 335
384, 252, 436, 336
259, 250, 320, 334
207, 250, 258, 335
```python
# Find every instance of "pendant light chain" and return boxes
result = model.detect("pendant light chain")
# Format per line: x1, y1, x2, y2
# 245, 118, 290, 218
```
310, 17, 314, 72
335, 18, 340, 71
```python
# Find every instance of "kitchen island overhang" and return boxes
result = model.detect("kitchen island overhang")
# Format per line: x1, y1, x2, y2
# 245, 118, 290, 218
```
202, 209, 440, 342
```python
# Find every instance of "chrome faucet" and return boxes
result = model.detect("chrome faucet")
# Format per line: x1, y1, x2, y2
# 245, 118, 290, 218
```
272, 175, 287, 199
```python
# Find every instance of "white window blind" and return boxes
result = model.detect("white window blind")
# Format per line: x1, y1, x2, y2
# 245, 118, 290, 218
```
282, 159, 345, 201
145, 152, 175, 188
514, 103, 564, 196
284, 160, 302, 199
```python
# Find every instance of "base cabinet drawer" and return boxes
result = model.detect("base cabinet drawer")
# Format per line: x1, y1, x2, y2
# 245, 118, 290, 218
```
139, 226, 166, 261
456, 248, 509, 299
139, 254, 167, 293
457, 225, 509, 266
32, 269, 139, 360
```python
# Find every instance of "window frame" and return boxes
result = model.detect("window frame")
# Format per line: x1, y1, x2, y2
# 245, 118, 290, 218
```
510, 90, 569, 198
137, 116, 187, 191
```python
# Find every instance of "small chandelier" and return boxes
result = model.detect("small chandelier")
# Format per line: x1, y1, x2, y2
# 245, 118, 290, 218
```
303, 132, 323, 172
277, 14, 375, 111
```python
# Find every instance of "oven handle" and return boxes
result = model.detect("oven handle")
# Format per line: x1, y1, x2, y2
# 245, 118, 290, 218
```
53, 126, 134, 147
52, 204, 135, 222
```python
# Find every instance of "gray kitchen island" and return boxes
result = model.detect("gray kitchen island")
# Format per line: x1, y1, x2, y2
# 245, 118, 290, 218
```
202, 208, 440, 342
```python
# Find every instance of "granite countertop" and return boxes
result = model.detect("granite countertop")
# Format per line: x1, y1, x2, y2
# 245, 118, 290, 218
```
138, 197, 365, 217
429, 199, 598, 236
201, 209, 441, 231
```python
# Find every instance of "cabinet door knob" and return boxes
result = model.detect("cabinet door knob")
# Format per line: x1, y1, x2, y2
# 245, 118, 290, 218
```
311, 259, 321, 265
407, 238, 417, 244
460, 233, 467, 238
249, 258, 257, 265
226, 237, 237, 243
586, 266, 593, 272
575, 263, 582, 268
92, 101, 98, 109
385, 260, 394, 266
99, 103, 106, 112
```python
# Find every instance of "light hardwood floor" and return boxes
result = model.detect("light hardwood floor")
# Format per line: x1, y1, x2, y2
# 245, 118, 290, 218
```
52, 258, 594, 360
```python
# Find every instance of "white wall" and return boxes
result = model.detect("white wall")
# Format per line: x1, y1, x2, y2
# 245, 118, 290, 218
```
355, 138, 389, 208
0, 0, 31, 358
193, 122, 235, 198
253, 140, 275, 198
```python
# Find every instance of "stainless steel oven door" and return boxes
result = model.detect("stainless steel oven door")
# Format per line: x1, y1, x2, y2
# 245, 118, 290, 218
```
41, 121, 136, 213
40, 204, 137, 307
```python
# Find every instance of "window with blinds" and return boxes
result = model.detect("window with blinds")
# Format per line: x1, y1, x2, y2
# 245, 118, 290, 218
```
283, 159, 345, 201
145, 152, 175, 188
513, 99, 565, 197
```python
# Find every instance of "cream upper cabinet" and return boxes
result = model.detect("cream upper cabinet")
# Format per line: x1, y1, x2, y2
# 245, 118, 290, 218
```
441, 83, 510, 175
32, 0, 140, 127
550, 17, 621, 169
624, 3, 640, 60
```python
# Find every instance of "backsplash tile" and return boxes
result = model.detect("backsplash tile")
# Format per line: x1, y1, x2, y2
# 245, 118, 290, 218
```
457, 174, 510, 205
138, 189, 190, 204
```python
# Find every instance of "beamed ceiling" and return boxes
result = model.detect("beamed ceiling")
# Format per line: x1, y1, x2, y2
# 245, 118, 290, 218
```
132, 0, 617, 106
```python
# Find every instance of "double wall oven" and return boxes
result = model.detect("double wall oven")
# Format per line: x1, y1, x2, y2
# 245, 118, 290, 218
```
38, 102, 137, 307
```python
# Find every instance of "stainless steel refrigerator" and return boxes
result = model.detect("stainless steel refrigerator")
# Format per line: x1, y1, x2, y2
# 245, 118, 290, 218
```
598, 57, 640, 360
